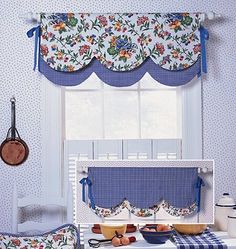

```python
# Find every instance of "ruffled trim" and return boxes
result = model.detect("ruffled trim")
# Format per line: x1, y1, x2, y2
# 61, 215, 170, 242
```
40, 13, 201, 72
89, 199, 197, 218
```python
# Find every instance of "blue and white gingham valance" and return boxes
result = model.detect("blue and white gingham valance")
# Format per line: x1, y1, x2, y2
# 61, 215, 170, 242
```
27, 13, 209, 87
80, 167, 204, 218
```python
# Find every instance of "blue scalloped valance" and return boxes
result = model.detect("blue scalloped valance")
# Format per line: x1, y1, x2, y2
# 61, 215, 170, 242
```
27, 13, 209, 86
80, 167, 204, 218
40, 57, 201, 87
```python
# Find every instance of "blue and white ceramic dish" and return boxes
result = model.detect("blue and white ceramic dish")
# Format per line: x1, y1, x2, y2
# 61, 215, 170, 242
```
139, 226, 174, 244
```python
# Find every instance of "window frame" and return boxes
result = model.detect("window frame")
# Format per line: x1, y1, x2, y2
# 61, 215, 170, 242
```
41, 75, 202, 202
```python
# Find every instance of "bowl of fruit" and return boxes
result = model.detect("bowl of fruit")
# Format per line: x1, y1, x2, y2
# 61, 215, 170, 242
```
139, 225, 173, 244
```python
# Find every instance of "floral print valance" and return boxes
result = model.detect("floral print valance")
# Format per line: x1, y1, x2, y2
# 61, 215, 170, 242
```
40, 13, 202, 72
92, 199, 197, 218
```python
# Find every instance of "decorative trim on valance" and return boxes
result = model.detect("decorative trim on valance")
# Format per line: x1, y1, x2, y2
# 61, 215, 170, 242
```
91, 199, 197, 218
27, 12, 209, 86
80, 167, 204, 218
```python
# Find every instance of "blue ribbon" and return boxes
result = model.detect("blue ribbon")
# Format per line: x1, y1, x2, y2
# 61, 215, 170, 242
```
79, 177, 95, 209
195, 176, 205, 212
27, 25, 41, 71
199, 26, 209, 74
197, 68, 201, 78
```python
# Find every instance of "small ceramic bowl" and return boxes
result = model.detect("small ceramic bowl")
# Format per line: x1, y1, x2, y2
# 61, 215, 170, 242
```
100, 224, 127, 239
139, 226, 174, 244
173, 224, 207, 235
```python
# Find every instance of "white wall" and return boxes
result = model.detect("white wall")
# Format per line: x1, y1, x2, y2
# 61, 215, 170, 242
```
0, 0, 236, 231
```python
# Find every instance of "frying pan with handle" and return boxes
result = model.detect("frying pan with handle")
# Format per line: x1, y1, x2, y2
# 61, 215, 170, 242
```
0, 97, 29, 166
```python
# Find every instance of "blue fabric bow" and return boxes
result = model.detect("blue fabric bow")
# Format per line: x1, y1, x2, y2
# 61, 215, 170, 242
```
199, 26, 209, 74
195, 176, 205, 212
27, 25, 41, 71
80, 177, 95, 209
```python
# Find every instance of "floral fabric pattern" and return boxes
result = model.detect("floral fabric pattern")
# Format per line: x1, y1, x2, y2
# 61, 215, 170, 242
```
91, 199, 196, 218
0, 224, 79, 249
40, 13, 201, 72
161, 201, 197, 217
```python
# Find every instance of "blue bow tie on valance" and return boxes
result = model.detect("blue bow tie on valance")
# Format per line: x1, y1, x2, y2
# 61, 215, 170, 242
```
79, 177, 95, 209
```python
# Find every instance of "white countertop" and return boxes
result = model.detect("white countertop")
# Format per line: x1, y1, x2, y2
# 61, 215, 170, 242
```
83, 230, 236, 249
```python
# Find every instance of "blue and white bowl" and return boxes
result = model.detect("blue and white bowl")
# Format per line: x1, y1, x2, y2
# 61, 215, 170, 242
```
139, 226, 174, 244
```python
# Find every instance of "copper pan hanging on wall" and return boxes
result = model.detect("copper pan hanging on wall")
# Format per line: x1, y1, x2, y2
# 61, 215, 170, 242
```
0, 97, 29, 166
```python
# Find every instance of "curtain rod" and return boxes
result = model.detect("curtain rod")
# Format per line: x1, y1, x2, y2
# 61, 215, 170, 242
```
20, 11, 221, 23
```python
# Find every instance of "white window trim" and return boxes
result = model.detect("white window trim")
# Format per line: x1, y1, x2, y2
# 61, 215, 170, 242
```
41, 76, 202, 198
41, 79, 64, 198
181, 77, 203, 159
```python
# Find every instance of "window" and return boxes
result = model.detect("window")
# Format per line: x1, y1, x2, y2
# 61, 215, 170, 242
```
41, 73, 202, 225
64, 73, 182, 140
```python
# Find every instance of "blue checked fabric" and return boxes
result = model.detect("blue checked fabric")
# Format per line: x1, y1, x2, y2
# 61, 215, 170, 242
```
39, 57, 200, 87
85, 167, 202, 210
172, 230, 227, 249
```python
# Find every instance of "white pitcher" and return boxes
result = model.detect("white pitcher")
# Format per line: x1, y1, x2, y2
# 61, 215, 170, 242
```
215, 193, 236, 231
228, 207, 236, 237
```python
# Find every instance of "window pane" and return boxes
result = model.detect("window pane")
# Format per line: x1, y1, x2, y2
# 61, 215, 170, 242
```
65, 91, 103, 139
140, 73, 173, 90
140, 91, 180, 139
65, 80, 181, 140
103, 83, 138, 90
104, 91, 139, 139
65, 73, 102, 90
